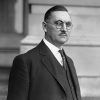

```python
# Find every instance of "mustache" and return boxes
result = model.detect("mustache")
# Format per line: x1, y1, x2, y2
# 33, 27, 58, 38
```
59, 32, 67, 36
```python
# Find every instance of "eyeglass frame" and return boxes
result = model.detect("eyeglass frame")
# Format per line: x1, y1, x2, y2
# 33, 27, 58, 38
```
44, 20, 73, 30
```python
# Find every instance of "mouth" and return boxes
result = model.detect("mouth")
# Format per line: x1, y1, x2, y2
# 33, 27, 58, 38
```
59, 33, 67, 37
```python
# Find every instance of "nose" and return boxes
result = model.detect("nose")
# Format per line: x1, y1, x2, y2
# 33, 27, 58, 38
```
61, 24, 71, 32
61, 23, 67, 31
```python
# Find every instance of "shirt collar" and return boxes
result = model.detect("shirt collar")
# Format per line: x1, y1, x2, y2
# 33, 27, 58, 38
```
43, 38, 62, 53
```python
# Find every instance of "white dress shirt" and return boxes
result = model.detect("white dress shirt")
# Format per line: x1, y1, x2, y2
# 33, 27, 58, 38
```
43, 38, 63, 66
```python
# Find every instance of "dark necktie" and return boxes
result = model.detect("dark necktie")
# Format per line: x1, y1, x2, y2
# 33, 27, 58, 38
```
59, 50, 77, 100
59, 49, 67, 70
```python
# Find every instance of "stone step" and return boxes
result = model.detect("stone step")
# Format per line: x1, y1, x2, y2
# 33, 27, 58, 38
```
82, 97, 100, 100
0, 96, 7, 100
0, 48, 19, 66
0, 33, 23, 66
0, 34, 23, 99
78, 76, 100, 97
0, 67, 10, 100
0, 33, 23, 48
0, 84, 7, 96
0, 81, 8, 100
0, 67, 10, 81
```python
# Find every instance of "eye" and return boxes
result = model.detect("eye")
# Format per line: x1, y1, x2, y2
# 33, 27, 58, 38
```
55, 20, 63, 26
66, 22, 72, 27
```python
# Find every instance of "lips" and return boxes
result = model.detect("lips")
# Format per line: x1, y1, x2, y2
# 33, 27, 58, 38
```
59, 33, 67, 36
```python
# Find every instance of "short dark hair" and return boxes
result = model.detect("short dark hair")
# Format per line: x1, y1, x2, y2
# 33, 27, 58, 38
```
44, 5, 68, 22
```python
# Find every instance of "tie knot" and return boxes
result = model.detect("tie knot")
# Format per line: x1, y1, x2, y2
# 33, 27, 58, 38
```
59, 49, 64, 58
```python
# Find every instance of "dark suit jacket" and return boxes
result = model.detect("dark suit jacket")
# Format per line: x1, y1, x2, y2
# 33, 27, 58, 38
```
7, 40, 81, 100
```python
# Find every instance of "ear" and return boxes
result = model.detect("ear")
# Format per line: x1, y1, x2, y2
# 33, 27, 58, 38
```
42, 22, 47, 32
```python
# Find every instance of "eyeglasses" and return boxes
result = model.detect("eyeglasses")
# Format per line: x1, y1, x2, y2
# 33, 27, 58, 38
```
44, 20, 73, 30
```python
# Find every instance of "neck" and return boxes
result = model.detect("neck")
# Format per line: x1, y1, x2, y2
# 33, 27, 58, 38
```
44, 37, 62, 49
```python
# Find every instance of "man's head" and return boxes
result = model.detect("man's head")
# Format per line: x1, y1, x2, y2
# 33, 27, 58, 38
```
42, 5, 73, 48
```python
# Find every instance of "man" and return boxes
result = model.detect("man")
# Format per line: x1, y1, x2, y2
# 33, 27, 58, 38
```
7, 5, 81, 100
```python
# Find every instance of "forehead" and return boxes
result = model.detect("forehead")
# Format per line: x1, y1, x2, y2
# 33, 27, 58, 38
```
50, 11, 71, 22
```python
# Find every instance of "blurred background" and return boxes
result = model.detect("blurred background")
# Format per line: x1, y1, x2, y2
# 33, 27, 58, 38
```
1, 0, 100, 100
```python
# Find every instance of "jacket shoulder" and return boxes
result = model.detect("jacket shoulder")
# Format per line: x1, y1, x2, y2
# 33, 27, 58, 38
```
15, 46, 39, 62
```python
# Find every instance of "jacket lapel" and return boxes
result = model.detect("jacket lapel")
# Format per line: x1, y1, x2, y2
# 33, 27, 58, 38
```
38, 40, 68, 95
65, 54, 81, 100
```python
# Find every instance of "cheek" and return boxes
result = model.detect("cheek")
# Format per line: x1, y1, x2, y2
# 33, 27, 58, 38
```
67, 31, 71, 37
51, 31, 59, 40
48, 28, 58, 37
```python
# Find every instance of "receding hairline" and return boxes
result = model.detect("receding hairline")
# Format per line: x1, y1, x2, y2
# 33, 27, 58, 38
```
44, 5, 68, 22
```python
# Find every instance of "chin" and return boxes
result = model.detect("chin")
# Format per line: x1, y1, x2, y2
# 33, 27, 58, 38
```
60, 38, 68, 43
58, 41, 66, 45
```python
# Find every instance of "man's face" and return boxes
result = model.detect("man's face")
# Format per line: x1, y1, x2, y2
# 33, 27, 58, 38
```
43, 11, 72, 47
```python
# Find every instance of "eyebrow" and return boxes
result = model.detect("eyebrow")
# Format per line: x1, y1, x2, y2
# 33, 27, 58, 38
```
54, 20, 72, 23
